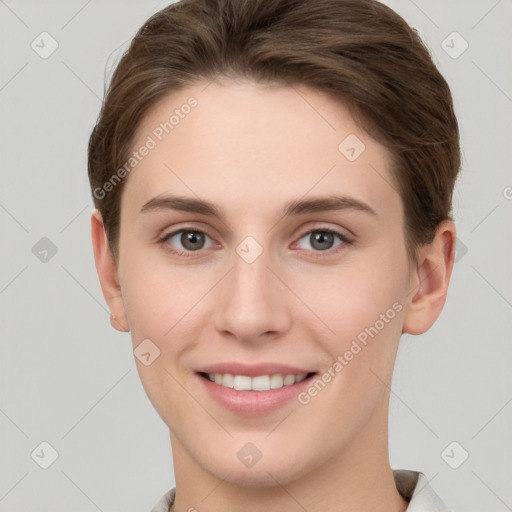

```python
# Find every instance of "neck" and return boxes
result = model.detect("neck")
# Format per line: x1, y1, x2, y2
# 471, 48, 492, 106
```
169, 397, 408, 512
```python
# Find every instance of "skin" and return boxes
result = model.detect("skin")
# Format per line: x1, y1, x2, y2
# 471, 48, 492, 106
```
91, 78, 455, 512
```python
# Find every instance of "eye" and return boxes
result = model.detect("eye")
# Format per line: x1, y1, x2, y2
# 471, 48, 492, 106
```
159, 226, 352, 258
295, 228, 350, 254
161, 229, 216, 256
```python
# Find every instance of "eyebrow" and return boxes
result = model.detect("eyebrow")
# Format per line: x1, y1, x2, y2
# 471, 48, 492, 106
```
140, 194, 377, 220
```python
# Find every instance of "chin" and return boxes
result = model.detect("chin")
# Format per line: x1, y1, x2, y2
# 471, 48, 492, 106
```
216, 466, 294, 488
202, 450, 312, 488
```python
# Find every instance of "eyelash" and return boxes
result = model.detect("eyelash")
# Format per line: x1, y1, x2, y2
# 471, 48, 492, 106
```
158, 226, 353, 259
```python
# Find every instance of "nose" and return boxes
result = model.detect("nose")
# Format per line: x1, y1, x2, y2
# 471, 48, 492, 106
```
212, 244, 291, 344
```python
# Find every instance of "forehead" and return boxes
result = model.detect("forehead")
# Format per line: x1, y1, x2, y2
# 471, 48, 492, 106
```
121, 79, 399, 220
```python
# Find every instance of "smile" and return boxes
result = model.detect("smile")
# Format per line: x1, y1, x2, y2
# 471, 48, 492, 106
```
195, 364, 318, 415
200, 372, 311, 391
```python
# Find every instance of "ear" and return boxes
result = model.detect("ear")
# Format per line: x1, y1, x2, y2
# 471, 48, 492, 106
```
402, 220, 456, 335
91, 210, 130, 332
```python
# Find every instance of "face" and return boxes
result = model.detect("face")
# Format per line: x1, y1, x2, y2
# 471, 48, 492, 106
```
110, 79, 416, 485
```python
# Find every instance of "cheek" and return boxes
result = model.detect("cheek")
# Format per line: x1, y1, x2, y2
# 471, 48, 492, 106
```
119, 245, 195, 337
302, 259, 405, 337
292, 265, 406, 439
295, 249, 408, 393
119, 256, 204, 416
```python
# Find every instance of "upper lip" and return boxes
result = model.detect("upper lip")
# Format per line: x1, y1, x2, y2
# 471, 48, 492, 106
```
195, 362, 315, 377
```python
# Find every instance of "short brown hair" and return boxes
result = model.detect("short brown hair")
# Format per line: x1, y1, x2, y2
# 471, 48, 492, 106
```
88, 0, 461, 262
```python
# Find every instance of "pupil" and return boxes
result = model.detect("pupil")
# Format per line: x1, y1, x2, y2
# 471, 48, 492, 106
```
183, 231, 204, 250
312, 232, 333, 251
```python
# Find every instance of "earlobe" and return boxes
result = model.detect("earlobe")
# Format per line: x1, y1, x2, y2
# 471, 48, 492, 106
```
90, 210, 130, 333
110, 312, 128, 332
402, 220, 456, 335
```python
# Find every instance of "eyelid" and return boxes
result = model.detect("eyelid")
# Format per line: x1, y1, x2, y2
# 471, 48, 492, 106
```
295, 222, 354, 242
158, 222, 216, 241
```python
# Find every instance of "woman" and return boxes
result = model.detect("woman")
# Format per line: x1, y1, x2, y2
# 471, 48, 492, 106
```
88, 0, 460, 510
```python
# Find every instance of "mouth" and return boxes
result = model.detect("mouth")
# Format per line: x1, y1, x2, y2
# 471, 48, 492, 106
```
194, 364, 318, 416
197, 371, 317, 391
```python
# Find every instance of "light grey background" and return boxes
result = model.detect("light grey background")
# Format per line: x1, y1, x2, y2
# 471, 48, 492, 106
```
1, 1, 511, 511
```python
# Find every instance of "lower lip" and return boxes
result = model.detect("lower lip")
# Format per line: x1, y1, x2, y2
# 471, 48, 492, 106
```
196, 373, 316, 416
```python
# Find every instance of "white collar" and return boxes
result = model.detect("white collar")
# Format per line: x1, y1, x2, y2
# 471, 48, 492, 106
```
394, 469, 450, 511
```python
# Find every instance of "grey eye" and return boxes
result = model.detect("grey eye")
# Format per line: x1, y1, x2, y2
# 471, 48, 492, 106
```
296, 230, 344, 252
165, 230, 214, 252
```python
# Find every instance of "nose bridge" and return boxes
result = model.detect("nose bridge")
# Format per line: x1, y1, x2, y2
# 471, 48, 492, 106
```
214, 237, 289, 340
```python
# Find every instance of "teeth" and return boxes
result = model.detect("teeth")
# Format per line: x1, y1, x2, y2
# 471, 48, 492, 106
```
270, 374, 284, 389
252, 375, 270, 391
206, 373, 308, 391
222, 374, 234, 388
233, 375, 252, 391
